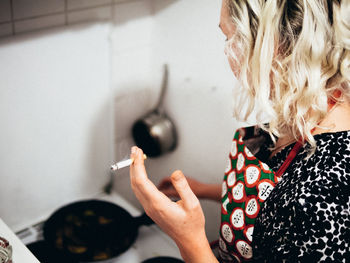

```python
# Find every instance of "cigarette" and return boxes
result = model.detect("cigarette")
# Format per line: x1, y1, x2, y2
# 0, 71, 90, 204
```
111, 154, 147, 171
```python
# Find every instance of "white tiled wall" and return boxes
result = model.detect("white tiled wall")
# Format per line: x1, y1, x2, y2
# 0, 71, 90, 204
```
67, 0, 112, 11
0, 0, 126, 37
111, 0, 243, 242
0, 22, 12, 37
108, 0, 157, 208
67, 6, 112, 24
0, 0, 11, 23
12, 0, 64, 19
111, 0, 155, 141
0, 22, 112, 231
0, 0, 156, 232
0, 0, 244, 244
14, 14, 65, 33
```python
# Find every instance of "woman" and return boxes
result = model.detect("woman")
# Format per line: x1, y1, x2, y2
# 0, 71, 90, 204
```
130, 0, 350, 262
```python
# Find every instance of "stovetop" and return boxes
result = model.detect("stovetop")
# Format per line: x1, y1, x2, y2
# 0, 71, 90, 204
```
16, 193, 182, 263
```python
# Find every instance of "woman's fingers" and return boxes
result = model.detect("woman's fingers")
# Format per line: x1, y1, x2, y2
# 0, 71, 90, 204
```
131, 146, 146, 174
130, 147, 171, 208
161, 188, 179, 197
170, 170, 199, 210
130, 147, 158, 201
130, 147, 197, 211
158, 177, 172, 190
158, 178, 179, 197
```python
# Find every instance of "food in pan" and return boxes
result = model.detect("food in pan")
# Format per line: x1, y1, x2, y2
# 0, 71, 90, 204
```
67, 245, 88, 254
45, 200, 142, 262
93, 251, 110, 260
53, 208, 119, 259
83, 210, 95, 217
55, 229, 63, 249
98, 216, 113, 225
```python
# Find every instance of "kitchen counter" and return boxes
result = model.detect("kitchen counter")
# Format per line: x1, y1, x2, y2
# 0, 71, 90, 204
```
0, 218, 39, 263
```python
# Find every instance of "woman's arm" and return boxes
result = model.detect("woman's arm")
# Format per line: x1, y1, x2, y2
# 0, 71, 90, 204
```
130, 147, 219, 263
158, 177, 222, 202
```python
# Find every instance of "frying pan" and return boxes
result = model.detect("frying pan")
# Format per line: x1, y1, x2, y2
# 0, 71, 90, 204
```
26, 240, 68, 263
43, 199, 154, 262
142, 256, 184, 263
132, 64, 177, 157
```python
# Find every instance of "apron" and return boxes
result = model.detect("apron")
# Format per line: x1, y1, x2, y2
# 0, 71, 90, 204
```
217, 127, 302, 262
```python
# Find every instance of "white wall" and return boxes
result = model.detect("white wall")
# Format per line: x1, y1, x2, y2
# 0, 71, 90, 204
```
0, 0, 161, 233
0, 0, 159, 232
0, 23, 112, 231
111, 0, 242, 242
0, 0, 243, 243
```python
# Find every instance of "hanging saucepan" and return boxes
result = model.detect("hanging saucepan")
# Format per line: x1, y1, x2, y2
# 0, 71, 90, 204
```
132, 64, 177, 157
42, 199, 154, 262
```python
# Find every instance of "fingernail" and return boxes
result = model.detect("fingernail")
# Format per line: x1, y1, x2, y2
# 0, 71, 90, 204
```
172, 170, 183, 181
131, 147, 137, 154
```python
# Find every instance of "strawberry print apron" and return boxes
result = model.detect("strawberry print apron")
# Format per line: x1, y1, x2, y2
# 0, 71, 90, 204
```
218, 127, 302, 262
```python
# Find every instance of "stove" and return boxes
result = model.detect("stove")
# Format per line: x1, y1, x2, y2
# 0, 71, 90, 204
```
16, 193, 182, 263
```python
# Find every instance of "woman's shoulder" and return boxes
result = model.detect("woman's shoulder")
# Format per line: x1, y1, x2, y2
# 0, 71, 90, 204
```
311, 130, 350, 177
313, 130, 350, 157
275, 130, 350, 173
269, 130, 350, 201
290, 130, 350, 202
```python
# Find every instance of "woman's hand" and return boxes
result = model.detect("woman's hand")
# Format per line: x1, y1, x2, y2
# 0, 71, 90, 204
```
130, 146, 218, 263
158, 176, 205, 198
159, 176, 222, 202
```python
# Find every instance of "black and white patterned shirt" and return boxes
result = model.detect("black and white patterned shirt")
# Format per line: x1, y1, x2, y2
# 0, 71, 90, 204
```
252, 131, 350, 262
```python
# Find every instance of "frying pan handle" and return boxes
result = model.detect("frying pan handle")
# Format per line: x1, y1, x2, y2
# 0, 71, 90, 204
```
134, 212, 154, 227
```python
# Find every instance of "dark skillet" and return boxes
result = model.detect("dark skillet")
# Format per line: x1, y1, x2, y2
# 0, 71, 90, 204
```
142, 256, 184, 263
43, 199, 153, 262
27, 240, 67, 262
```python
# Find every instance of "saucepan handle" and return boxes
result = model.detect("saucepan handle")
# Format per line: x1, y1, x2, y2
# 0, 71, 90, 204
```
133, 212, 154, 228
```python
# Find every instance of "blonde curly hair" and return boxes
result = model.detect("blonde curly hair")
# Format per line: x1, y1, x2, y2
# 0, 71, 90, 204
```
225, 0, 350, 150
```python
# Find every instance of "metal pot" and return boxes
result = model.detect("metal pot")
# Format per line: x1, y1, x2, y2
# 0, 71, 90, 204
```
132, 65, 177, 157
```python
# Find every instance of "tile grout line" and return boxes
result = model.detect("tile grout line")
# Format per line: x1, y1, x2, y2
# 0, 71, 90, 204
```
64, 0, 68, 25
1, 3, 113, 25
0, 0, 147, 27
9, 0, 15, 35
0, 0, 145, 37
13, 24, 67, 36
